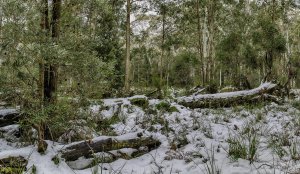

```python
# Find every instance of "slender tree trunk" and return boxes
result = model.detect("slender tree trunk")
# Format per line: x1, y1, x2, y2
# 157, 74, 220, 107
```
219, 69, 222, 87
44, 0, 60, 104
0, 7, 2, 38
282, 0, 292, 88
203, 6, 208, 84
37, 0, 61, 152
124, 0, 131, 92
40, 0, 50, 103
196, 0, 205, 86
37, 0, 50, 154
207, 0, 215, 84
160, 6, 166, 89
264, 0, 276, 80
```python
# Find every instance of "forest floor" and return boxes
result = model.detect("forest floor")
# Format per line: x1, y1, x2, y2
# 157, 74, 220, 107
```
1, 90, 300, 174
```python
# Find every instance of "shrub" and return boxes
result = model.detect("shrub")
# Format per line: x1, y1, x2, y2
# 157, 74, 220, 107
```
227, 137, 247, 160
155, 101, 179, 113
129, 97, 149, 109
96, 114, 120, 135
227, 127, 259, 163
292, 101, 300, 110
268, 136, 287, 159
289, 141, 300, 160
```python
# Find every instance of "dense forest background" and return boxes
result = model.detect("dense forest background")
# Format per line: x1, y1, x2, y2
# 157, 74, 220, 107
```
0, 0, 300, 101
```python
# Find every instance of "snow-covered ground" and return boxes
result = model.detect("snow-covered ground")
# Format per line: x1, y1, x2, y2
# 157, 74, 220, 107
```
1, 94, 300, 174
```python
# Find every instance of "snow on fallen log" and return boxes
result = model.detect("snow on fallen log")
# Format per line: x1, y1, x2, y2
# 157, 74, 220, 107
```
178, 82, 281, 109
0, 109, 21, 127
60, 133, 161, 161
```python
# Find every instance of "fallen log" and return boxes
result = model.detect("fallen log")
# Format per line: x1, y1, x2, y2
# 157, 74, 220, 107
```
178, 82, 282, 109
61, 133, 161, 161
0, 109, 21, 127
67, 147, 150, 170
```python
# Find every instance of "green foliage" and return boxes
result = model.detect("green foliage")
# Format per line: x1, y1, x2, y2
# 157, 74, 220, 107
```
19, 98, 85, 142
227, 137, 247, 160
227, 122, 259, 163
248, 135, 258, 163
52, 156, 60, 165
268, 140, 287, 159
0, 167, 23, 174
170, 51, 198, 87
155, 101, 178, 113
289, 141, 300, 160
268, 134, 290, 159
0, 157, 27, 174
206, 82, 218, 94
31, 165, 37, 174
204, 146, 222, 174
96, 114, 120, 135
255, 112, 263, 123
130, 97, 149, 109
292, 101, 300, 110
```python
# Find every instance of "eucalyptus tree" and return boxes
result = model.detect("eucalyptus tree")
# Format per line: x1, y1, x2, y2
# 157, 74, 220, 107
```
124, 0, 131, 92
0, 0, 115, 152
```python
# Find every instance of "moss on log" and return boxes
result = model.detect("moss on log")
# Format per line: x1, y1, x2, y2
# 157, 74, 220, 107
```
61, 135, 161, 161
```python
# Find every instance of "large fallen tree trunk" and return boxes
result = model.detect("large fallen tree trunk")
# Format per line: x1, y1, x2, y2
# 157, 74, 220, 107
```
0, 109, 21, 127
178, 82, 282, 109
61, 133, 161, 161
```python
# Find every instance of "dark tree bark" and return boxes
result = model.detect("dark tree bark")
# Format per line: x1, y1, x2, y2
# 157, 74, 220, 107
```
0, 110, 20, 127
44, 0, 61, 104
36, 0, 51, 154
39, 0, 49, 104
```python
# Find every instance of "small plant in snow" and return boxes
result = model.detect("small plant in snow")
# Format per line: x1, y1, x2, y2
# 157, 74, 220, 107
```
227, 123, 260, 163
129, 97, 149, 109
255, 111, 264, 123
268, 135, 287, 159
291, 100, 300, 111
227, 136, 247, 160
248, 134, 258, 163
204, 146, 222, 174
155, 101, 179, 113
289, 140, 300, 160
52, 155, 60, 165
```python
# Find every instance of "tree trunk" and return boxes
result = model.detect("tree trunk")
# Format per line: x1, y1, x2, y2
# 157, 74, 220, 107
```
37, 0, 61, 153
196, 0, 205, 86
207, 0, 215, 84
124, 0, 131, 92
160, 6, 166, 89
44, 0, 61, 105
36, 0, 50, 154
